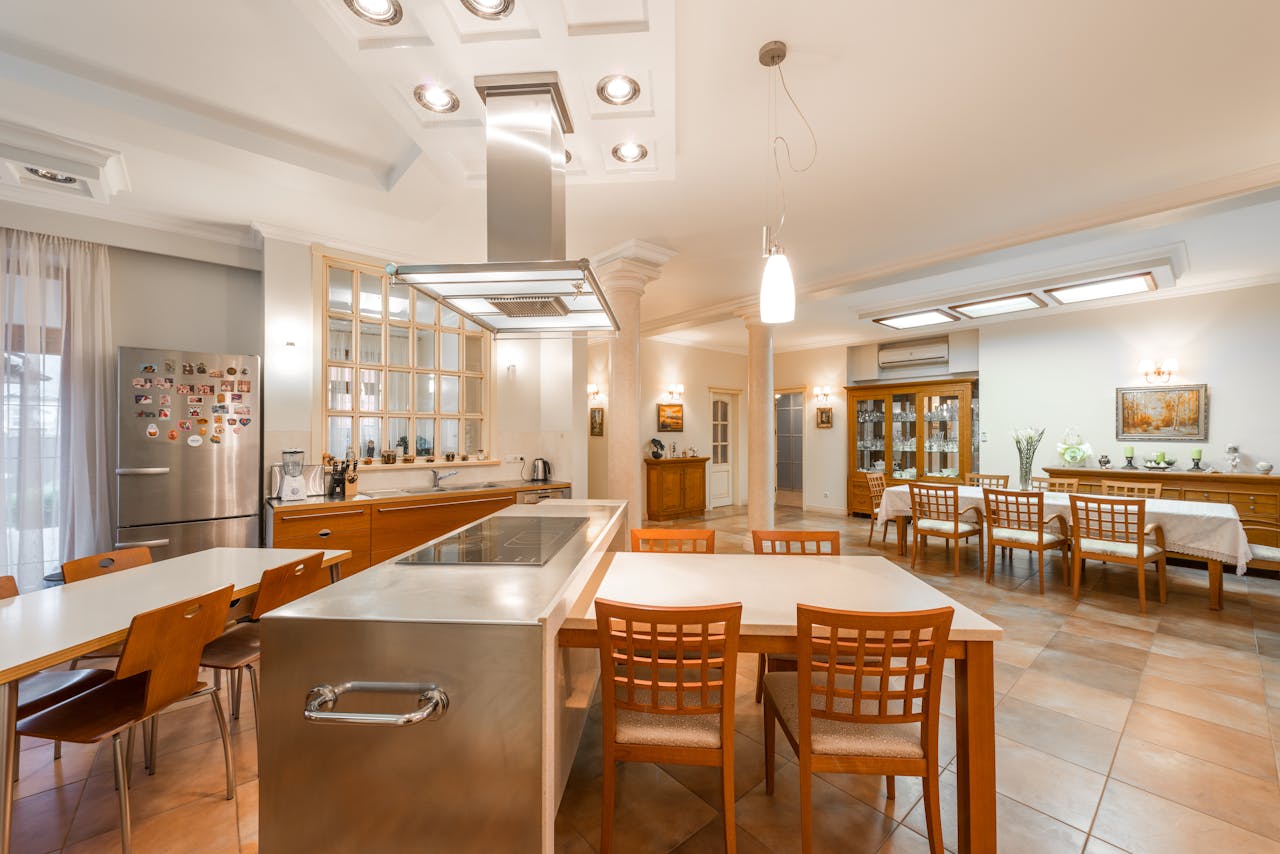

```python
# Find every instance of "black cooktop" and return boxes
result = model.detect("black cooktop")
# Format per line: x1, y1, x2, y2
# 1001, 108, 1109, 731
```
396, 516, 588, 566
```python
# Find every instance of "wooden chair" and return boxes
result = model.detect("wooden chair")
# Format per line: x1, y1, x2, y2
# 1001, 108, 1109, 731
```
594, 598, 741, 854
750, 530, 842, 702
630, 528, 716, 554
762, 604, 954, 854
966, 474, 1009, 489
17, 585, 237, 853
1101, 480, 1163, 499
1069, 495, 1167, 614
865, 472, 891, 547
1030, 476, 1079, 494
3, 576, 113, 783
908, 483, 983, 576
200, 552, 328, 729
982, 488, 1069, 593
1242, 521, 1280, 571
63, 547, 154, 670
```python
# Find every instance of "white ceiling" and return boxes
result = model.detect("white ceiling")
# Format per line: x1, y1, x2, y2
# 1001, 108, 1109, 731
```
2, 1, 1280, 352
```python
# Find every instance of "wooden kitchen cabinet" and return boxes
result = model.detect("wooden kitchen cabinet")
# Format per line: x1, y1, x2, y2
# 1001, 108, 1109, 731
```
369, 492, 515, 564
644, 457, 708, 522
272, 504, 372, 578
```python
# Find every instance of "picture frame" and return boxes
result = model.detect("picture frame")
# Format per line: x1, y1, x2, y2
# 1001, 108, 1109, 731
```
816, 406, 833, 429
1115, 384, 1208, 442
657, 403, 684, 432
589, 407, 605, 437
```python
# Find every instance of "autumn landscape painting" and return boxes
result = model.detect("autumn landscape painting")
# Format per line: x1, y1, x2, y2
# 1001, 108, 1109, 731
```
1115, 384, 1208, 441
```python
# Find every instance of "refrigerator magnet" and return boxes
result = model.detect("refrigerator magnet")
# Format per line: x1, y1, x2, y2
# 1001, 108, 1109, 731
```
145, 423, 159, 438
237, 381, 251, 393
238, 418, 251, 426
182, 363, 194, 375
213, 415, 223, 424
187, 435, 203, 447
230, 393, 242, 402
199, 427, 208, 436
167, 429, 178, 441
158, 408, 171, 420
233, 404, 250, 416
159, 394, 171, 406
196, 362, 207, 374
155, 377, 173, 390
212, 404, 229, 415
139, 363, 157, 374
227, 366, 238, 375
214, 425, 225, 435
177, 384, 193, 394
198, 384, 214, 394
196, 417, 209, 424
187, 396, 204, 404
187, 408, 202, 418
163, 360, 175, 373
210, 434, 222, 444
178, 420, 192, 431
131, 377, 152, 389
134, 394, 152, 404
209, 369, 223, 378
232, 426, 242, 435
220, 381, 234, 392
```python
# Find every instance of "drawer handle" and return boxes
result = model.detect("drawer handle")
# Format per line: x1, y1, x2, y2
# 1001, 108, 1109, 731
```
436, 496, 511, 508
377, 503, 440, 513
304, 682, 449, 727
317, 529, 332, 538
281, 509, 364, 521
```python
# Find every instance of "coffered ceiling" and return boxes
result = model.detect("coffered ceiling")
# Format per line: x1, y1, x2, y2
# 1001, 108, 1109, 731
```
2, 1, 1280, 352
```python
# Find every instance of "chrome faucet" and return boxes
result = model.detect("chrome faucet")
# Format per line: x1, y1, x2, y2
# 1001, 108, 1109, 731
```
430, 469, 459, 487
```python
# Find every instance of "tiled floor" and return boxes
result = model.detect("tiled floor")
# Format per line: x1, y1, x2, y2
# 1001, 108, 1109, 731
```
12, 506, 1280, 852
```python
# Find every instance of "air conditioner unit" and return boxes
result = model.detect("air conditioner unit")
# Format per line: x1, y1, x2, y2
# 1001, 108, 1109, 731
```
877, 342, 949, 368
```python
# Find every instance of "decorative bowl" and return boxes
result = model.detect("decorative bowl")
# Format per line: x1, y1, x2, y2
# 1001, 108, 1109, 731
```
1258, 461, 1275, 475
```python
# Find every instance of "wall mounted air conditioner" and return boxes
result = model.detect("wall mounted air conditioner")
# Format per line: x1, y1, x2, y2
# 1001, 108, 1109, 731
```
877, 341, 949, 368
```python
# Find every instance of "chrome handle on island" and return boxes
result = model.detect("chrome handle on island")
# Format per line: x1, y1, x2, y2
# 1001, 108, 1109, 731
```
303, 682, 449, 727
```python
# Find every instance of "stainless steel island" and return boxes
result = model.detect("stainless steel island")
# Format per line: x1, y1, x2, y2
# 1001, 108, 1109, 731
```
257, 499, 626, 853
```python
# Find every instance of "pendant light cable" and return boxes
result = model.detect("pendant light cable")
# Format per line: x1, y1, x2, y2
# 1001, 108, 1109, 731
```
768, 63, 818, 244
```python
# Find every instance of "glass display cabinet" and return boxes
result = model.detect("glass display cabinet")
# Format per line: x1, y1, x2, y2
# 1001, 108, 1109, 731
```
847, 379, 978, 515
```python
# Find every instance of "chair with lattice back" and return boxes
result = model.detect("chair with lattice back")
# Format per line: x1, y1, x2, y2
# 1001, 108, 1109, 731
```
1069, 495, 1167, 613
908, 483, 983, 576
966, 474, 1009, 489
1030, 476, 1079, 494
630, 528, 716, 554
1101, 480, 1163, 499
982, 488, 1069, 593
865, 472, 891, 547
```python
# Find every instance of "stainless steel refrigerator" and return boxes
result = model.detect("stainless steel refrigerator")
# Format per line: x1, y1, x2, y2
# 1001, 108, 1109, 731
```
115, 346, 262, 559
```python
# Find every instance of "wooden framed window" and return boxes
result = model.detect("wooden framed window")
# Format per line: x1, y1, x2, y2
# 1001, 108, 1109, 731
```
323, 260, 490, 461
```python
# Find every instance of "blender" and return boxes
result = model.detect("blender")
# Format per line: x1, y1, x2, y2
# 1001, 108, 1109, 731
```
278, 448, 308, 500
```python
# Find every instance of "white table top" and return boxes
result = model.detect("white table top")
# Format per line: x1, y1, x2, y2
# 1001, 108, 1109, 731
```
877, 484, 1254, 573
0, 547, 350, 683
563, 552, 1003, 642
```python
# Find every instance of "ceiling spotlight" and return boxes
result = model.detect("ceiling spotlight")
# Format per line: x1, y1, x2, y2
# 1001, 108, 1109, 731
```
414, 84, 460, 114
460, 0, 514, 19
24, 167, 77, 185
611, 142, 647, 163
596, 75, 640, 106
344, 0, 403, 25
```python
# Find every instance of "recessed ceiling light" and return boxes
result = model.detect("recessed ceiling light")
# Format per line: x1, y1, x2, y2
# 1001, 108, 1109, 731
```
1044, 273, 1157, 305
951, 292, 1046, 319
24, 167, 77, 185
873, 309, 959, 330
611, 142, 647, 163
596, 75, 640, 106
344, 0, 403, 25
414, 84, 460, 114
460, 0, 514, 19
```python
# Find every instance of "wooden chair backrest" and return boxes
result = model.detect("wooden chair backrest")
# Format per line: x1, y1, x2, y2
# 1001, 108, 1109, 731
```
1070, 495, 1145, 546
630, 528, 716, 554
751, 530, 841, 556
966, 474, 1009, 489
62, 547, 153, 584
0, 575, 17, 600
1030, 476, 1079, 494
1101, 480, 1162, 499
983, 488, 1045, 532
796, 604, 953, 733
116, 585, 234, 717
595, 598, 741, 719
865, 472, 887, 506
251, 552, 328, 619
908, 483, 960, 523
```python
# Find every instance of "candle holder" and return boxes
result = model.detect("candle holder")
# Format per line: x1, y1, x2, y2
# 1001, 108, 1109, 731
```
1123, 455, 1137, 469
1190, 458, 1203, 471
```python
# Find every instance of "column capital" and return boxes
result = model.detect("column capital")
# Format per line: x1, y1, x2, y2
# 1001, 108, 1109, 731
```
735, 307, 768, 329
593, 239, 676, 294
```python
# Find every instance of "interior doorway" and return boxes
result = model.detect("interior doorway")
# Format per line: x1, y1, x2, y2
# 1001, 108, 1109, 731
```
707, 390, 736, 508
775, 390, 804, 507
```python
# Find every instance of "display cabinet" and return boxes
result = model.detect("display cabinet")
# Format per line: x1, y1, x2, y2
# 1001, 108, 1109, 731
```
847, 379, 978, 515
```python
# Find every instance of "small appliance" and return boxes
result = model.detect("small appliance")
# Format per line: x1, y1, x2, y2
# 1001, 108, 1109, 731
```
530, 457, 552, 481
278, 449, 308, 501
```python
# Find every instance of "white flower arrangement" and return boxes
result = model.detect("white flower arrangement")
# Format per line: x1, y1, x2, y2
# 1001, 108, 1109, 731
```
1056, 427, 1094, 465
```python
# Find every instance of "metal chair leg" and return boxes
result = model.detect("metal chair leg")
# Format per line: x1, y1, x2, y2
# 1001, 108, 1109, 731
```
112, 732, 133, 854
53, 739, 61, 761
124, 724, 136, 786
232, 668, 243, 721
209, 688, 237, 800
147, 715, 159, 776
247, 664, 260, 731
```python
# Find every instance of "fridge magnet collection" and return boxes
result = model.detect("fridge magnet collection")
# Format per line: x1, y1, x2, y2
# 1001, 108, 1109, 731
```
135, 362, 252, 441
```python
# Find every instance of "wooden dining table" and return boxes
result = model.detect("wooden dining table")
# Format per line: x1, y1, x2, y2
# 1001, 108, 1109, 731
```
0, 546, 351, 854
876, 484, 1254, 610
557, 551, 1004, 854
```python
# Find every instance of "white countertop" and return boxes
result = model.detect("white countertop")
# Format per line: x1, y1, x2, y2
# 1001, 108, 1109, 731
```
564, 552, 1003, 642
0, 547, 350, 683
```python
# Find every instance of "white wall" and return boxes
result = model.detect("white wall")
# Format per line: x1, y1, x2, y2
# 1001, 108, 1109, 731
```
586, 341, 610, 498
775, 344, 848, 514
260, 237, 314, 467
980, 283, 1280, 477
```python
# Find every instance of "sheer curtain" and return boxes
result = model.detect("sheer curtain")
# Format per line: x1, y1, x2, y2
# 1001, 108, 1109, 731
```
1, 229, 113, 591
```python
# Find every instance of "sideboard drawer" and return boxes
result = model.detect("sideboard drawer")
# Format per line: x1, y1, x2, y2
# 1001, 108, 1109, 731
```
1159, 488, 1183, 501
1230, 493, 1279, 519
1182, 489, 1229, 504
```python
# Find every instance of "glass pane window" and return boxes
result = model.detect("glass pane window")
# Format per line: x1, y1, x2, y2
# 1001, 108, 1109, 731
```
358, 417, 381, 459
327, 416, 353, 458
358, 321, 382, 364
387, 371, 410, 412
389, 417, 411, 456
464, 419, 483, 455
359, 273, 383, 319
440, 418, 459, 454
464, 376, 483, 415
358, 368, 382, 411
464, 335, 484, 372
439, 375, 459, 414
415, 329, 435, 369
440, 332, 460, 371
440, 305, 460, 328
415, 291, 436, 325
327, 268, 352, 313
327, 366, 353, 411
387, 326, 410, 367
328, 317, 353, 362
415, 373, 435, 412
414, 419, 435, 457
388, 283, 411, 322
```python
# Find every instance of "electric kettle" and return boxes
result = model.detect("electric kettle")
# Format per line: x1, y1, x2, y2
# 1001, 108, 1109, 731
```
531, 457, 552, 481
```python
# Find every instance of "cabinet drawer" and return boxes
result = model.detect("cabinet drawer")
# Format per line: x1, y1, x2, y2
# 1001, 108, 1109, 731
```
1181, 489, 1228, 504
1159, 488, 1182, 501
272, 530, 371, 578
274, 506, 371, 540
1230, 492, 1279, 519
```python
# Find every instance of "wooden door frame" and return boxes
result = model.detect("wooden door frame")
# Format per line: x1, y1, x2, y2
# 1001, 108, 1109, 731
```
707, 387, 741, 507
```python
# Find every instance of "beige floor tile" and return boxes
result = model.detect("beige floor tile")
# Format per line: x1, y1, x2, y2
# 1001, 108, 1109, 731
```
994, 695, 1121, 774
235, 779, 258, 849
1059, 615, 1156, 651
13, 738, 99, 800
734, 761, 896, 854
1084, 838, 1129, 853
1092, 779, 1280, 854
1135, 673, 1270, 737
1069, 601, 1161, 634
992, 638, 1046, 668
1043, 629, 1151, 671
669, 815, 773, 853
658, 735, 765, 810
64, 792, 239, 854
1126, 702, 1277, 782
815, 769, 923, 823
1028, 646, 1144, 697
1143, 651, 1266, 701
1149, 632, 1262, 676
875, 823, 933, 853
993, 735, 1107, 831
1006, 669, 1132, 731
557, 762, 718, 854
1110, 734, 1280, 842
10, 781, 83, 854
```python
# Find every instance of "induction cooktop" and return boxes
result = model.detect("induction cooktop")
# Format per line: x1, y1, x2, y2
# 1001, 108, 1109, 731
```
396, 516, 588, 566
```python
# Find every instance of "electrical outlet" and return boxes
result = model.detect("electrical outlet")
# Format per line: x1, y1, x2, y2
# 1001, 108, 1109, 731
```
503, 454, 525, 464
823, 491, 830, 498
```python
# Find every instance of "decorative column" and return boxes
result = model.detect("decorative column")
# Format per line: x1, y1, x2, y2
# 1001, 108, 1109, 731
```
741, 311, 776, 535
594, 240, 676, 532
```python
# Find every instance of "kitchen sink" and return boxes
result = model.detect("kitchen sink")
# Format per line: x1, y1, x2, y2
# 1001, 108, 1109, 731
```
440, 481, 502, 490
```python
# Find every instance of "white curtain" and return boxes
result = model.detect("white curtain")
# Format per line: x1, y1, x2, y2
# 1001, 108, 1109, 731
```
1, 229, 113, 591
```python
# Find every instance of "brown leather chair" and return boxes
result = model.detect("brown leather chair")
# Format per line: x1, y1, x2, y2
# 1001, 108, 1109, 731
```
630, 528, 716, 554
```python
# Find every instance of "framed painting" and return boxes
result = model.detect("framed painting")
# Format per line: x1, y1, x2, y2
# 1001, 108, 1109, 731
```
1115, 384, 1208, 441
657, 403, 684, 432
816, 407, 833, 429
589, 407, 604, 437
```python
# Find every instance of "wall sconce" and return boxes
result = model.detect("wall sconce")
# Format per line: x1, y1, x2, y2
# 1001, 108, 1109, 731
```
664, 383, 685, 402
587, 383, 601, 400
1139, 357, 1178, 384
814, 385, 832, 403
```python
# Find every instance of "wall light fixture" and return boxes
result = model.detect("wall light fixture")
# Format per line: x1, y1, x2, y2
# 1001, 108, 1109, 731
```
814, 385, 832, 403
1139, 357, 1178, 384
664, 383, 685, 402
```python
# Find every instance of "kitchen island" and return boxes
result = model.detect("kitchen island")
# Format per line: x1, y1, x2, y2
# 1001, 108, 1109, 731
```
257, 499, 625, 853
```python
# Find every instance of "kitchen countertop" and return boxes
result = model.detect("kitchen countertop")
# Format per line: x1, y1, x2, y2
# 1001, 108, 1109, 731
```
265, 478, 572, 509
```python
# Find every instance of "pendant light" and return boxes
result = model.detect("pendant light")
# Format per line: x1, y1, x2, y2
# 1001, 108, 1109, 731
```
757, 40, 816, 325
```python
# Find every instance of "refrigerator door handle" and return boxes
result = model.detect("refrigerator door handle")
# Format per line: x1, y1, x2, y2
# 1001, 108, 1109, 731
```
116, 467, 172, 476
304, 682, 449, 727
115, 538, 172, 549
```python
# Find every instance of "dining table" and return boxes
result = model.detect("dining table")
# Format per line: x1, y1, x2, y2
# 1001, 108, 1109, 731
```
0, 546, 352, 854
876, 483, 1254, 610
558, 551, 1004, 854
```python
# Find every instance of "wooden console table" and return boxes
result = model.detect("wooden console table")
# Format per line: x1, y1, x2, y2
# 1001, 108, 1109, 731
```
644, 456, 708, 521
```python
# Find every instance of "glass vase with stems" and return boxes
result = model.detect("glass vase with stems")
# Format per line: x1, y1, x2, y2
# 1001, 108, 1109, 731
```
1013, 427, 1046, 490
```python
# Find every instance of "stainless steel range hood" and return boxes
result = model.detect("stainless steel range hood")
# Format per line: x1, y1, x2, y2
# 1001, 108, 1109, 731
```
388, 73, 618, 336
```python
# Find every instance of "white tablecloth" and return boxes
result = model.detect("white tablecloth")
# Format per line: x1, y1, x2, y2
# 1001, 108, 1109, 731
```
876, 485, 1255, 574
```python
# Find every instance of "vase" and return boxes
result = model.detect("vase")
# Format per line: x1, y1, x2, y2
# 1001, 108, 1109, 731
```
1018, 457, 1033, 490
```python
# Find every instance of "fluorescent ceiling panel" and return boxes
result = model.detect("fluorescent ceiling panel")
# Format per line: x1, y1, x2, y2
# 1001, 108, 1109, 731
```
1045, 273, 1156, 305
951, 292, 1046, 319
873, 309, 958, 330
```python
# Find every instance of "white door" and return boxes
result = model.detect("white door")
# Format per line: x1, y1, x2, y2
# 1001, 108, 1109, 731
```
708, 393, 733, 508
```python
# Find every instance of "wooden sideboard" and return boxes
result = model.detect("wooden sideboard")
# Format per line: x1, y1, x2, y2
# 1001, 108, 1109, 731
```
644, 457, 708, 522
1043, 466, 1279, 551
